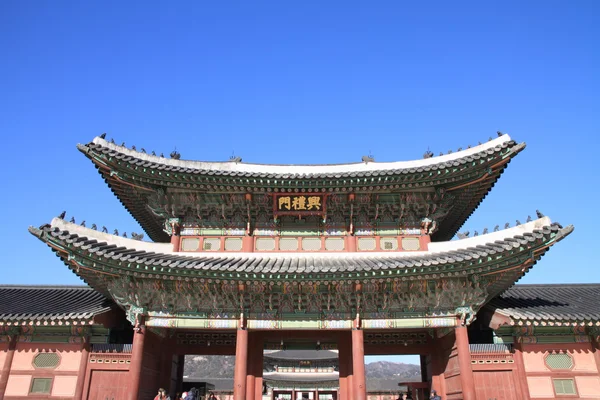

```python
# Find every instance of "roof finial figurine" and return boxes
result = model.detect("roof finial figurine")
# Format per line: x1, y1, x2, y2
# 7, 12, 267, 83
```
489, 137, 493, 141
99, 133, 106, 139
141, 148, 146, 153
160, 153, 164, 158
131, 145, 136, 151
122, 232, 127, 238
70, 216, 75, 223
58, 211, 66, 219
536, 209, 545, 218
170, 150, 181, 160
482, 227, 488, 234
505, 222, 510, 229
423, 148, 433, 159
447, 150, 452, 154
494, 225, 499, 232
474, 231, 479, 237
102, 226, 108, 233
526, 215, 532, 222
467, 144, 471, 149
121, 142, 125, 147
230, 153, 243, 163
362, 152, 375, 163
457, 147, 462, 151
439, 152, 444, 156
113, 229, 119, 236
497, 131, 504, 137
457, 232, 468, 239
151, 150, 156, 156
80, 220, 86, 227
131, 232, 144, 241
110, 138, 115, 144
516, 219, 522, 225
91, 224, 97, 230
478, 141, 482, 145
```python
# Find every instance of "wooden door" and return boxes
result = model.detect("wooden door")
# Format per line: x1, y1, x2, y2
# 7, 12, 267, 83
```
87, 370, 130, 400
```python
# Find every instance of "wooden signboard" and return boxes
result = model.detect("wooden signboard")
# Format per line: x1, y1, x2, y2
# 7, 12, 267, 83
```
273, 194, 326, 215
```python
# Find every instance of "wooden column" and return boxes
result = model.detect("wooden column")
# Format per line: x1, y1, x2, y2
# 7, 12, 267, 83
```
73, 341, 90, 400
129, 320, 147, 400
351, 328, 366, 400
0, 337, 17, 400
233, 327, 249, 400
246, 334, 256, 400
513, 341, 531, 400
454, 325, 475, 400
254, 332, 264, 400
338, 332, 352, 400
430, 352, 446, 399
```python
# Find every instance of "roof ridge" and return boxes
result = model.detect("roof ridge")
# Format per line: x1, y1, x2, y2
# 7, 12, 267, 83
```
0, 285, 92, 289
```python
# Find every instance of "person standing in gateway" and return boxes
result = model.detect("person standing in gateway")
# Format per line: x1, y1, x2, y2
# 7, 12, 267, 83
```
430, 389, 441, 400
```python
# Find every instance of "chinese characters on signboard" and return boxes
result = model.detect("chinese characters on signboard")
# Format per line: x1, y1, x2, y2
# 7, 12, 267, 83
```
275, 195, 325, 214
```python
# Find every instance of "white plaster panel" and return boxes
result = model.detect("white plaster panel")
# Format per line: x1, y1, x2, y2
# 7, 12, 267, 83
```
51, 375, 78, 396
527, 376, 554, 398
5, 374, 32, 396
576, 376, 600, 398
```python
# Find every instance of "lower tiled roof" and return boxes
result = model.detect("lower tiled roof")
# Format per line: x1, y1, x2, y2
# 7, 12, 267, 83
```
489, 284, 600, 323
0, 285, 114, 324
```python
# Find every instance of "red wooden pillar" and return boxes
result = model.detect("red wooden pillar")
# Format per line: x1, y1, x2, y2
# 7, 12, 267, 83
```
0, 337, 17, 400
513, 341, 531, 400
73, 341, 90, 400
430, 352, 446, 399
338, 332, 352, 400
254, 332, 264, 400
129, 320, 147, 400
233, 327, 249, 400
351, 328, 366, 400
454, 325, 475, 400
593, 334, 600, 376
246, 334, 256, 400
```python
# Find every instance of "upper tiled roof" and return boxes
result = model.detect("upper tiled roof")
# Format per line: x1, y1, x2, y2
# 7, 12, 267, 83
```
489, 284, 600, 323
81, 135, 515, 176
0, 285, 114, 324
77, 135, 525, 243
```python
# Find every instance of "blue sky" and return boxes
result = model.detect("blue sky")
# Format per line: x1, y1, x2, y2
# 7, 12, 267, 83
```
1, 1, 598, 365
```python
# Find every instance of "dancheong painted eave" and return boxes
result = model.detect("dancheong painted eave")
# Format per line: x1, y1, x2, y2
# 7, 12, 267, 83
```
28, 217, 572, 301
76, 134, 524, 243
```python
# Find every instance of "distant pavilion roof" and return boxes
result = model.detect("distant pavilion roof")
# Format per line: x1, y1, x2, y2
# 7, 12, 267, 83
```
0, 285, 115, 325
77, 135, 524, 242
489, 284, 600, 325
263, 371, 339, 382
264, 350, 338, 361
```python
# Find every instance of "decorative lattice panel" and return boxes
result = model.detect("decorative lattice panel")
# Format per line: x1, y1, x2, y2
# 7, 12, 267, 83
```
30, 378, 52, 394
401, 237, 420, 251
553, 378, 576, 395
33, 353, 60, 369
358, 237, 376, 251
302, 237, 321, 251
380, 237, 398, 251
224, 238, 243, 251
181, 238, 200, 251
256, 238, 276, 251
279, 238, 298, 251
325, 237, 345, 251
546, 353, 574, 369
203, 238, 221, 251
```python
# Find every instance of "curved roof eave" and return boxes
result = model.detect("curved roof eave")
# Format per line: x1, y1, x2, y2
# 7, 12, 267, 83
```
83, 134, 514, 177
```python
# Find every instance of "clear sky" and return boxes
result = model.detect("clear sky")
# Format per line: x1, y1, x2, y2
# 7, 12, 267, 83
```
1, 1, 598, 365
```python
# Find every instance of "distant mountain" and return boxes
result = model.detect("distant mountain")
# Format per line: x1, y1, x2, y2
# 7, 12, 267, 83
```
366, 361, 421, 380
184, 356, 420, 382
